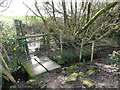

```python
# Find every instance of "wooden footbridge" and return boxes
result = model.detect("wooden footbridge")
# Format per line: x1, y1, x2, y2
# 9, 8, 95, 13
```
22, 56, 61, 78
13, 19, 62, 78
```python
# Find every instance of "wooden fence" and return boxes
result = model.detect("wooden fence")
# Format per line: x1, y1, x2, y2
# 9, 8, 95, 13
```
14, 19, 62, 56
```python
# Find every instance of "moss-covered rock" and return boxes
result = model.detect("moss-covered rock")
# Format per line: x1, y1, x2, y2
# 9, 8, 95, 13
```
86, 69, 100, 76
65, 73, 78, 83
62, 67, 69, 71
65, 76, 76, 83
78, 72, 85, 77
61, 65, 79, 75
71, 73, 79, 77
37, 80, 46, 89
61, 70, 66, 74
70, 65, 79, 70
82, 79, 95, 88
10, 85, 17, 88
26, 79, 37, 86
86, 66, 98, 70
86, 69, 96, 76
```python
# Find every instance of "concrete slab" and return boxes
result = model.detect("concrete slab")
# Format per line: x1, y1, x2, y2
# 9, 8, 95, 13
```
33, 56, 61, 71
22, 56, 61, 78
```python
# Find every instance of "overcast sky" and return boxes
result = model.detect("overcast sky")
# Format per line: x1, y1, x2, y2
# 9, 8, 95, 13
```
0, 0, 116, 16
0, 0, 59, 16
0, 0, 35, 16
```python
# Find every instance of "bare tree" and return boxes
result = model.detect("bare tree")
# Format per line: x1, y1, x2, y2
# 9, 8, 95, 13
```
23, 0, 119, 48
0, 0, 12, 12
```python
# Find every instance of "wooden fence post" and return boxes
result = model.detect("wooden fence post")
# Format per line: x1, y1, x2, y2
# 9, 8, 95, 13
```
46, 34, 50, 50
19, 20, 29, 56
60, 30, 63, 53
42, 33, 50, 51
14, 19, 22, 50
14, 19, 29, 57
79, 39, 84, 61
43, 35, 46, 48
14, 19, 21, 36
91, 41, 95, 63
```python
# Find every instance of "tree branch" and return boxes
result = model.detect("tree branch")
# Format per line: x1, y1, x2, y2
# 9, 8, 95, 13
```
23, 1, 40, 17
76, 2, 118, 35
34, 0, 47, 26
0, 0, 12, 12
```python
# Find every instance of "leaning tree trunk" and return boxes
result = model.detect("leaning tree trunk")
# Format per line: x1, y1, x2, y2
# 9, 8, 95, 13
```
76, 2, 118, 35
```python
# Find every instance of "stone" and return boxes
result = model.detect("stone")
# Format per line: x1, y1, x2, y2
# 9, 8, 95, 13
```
65, 76, 76, 83
65, 73, 78, 83
82, 79, 95, 88
86, 69, 100, 76
86, 66, 98, 70
61, 70, 66, 74
70, 73, 79, 77
70, 65, 78, 70
78, 72, 85, 77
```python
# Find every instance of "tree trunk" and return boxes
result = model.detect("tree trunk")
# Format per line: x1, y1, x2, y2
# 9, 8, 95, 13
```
86, 2, 91, 23
62, 1, 68, 33
76, 2, 118, 35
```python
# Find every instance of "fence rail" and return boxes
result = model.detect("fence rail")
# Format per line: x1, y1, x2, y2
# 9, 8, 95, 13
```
14, 33, 57, 40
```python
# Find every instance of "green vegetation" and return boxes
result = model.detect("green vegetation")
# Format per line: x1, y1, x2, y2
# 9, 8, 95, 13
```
108, 51, 120, 65
0, 15, 26, 20
0, 15, 42, 21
